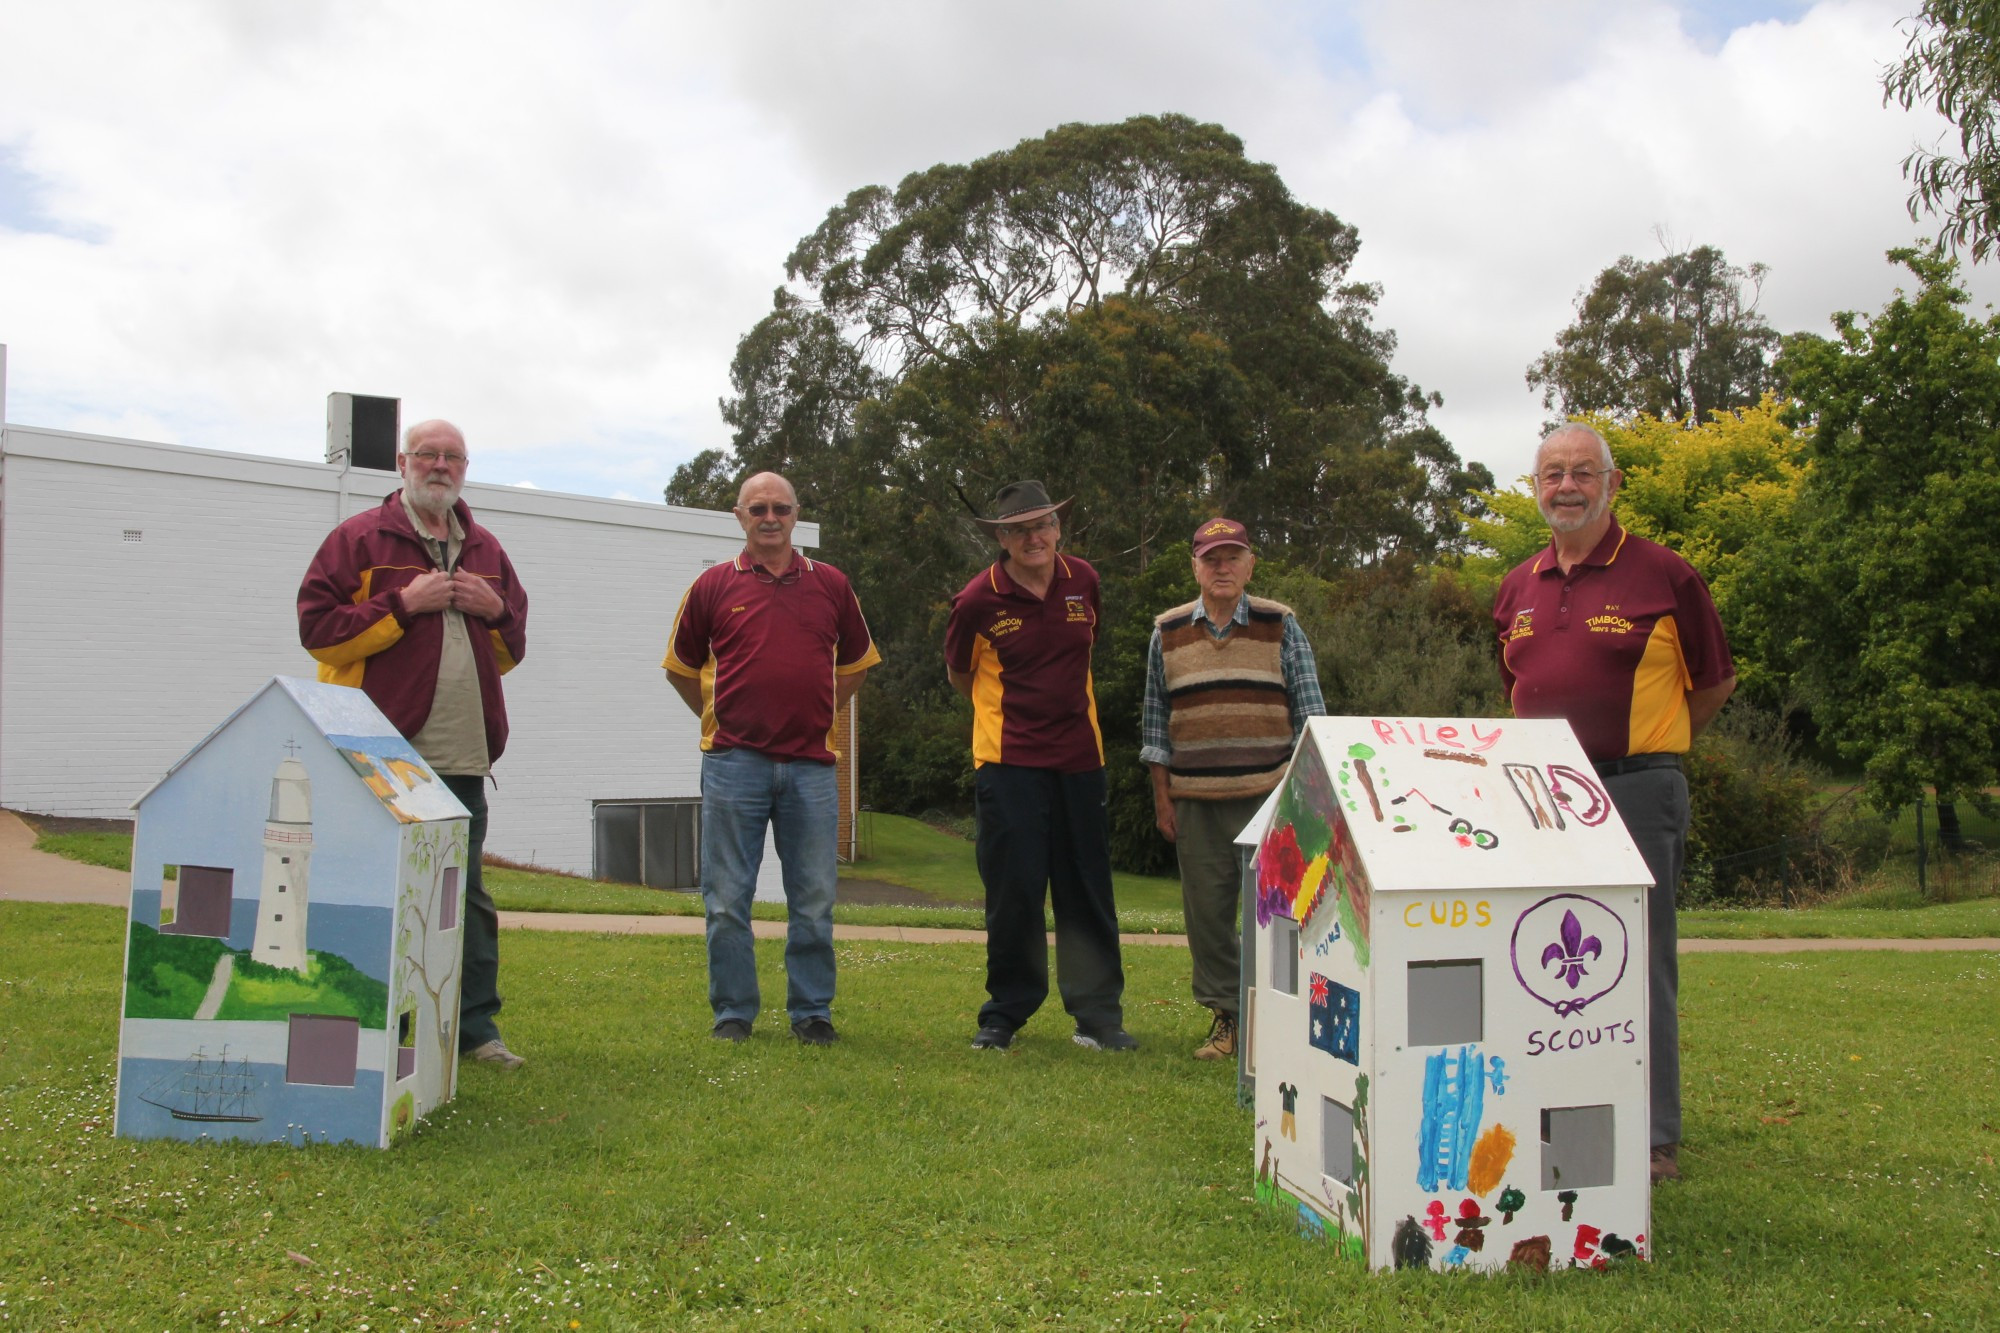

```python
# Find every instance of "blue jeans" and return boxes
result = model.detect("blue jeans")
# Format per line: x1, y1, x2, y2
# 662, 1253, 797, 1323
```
700, 748, 839, 1026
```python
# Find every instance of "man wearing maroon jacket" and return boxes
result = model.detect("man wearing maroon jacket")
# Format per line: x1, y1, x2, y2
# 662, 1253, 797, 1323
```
1492, 423, 1735, 1183
945, 481, 1132, 1054
299, 419, 530, 1069
665, 472, 879, 1046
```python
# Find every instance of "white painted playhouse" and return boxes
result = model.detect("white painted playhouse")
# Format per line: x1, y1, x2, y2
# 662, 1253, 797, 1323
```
114, 676, 470, 1148
1241, 715, 1655, 1272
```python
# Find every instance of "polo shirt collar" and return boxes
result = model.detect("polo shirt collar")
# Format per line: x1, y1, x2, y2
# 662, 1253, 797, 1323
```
1532, 517, 1629, 575
1191, 593, 1250, 627
734, 548, 815, 584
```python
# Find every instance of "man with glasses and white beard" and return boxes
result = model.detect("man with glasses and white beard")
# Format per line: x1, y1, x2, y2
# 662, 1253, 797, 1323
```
1492, 423, 1735, 1183
299, 419, 531, 1069
665, 472, 880, 1047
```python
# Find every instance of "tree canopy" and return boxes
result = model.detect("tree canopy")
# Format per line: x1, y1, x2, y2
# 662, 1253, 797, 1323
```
677, 114, 1491, 578
1762, 248, 2000, 808
671, 114, 1494, 858
1525, 245, 1781, 427
1885, 0, 2000, 260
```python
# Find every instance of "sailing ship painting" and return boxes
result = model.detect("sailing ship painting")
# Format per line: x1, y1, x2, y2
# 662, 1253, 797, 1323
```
138, 1046, 262, 1124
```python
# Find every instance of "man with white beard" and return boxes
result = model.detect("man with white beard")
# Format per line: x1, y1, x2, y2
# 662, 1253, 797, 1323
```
1491, 422, 1735, 1183
299, 419, 531, 1068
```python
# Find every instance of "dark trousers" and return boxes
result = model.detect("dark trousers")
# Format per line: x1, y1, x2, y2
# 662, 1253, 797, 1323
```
442, 774, 504, 1051
1174, 793, 1266, 1021
974, 764, 1125, 1031
1604, 766, 1689, 1149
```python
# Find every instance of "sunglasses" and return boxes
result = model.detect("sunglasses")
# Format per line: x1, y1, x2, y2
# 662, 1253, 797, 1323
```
741, 503, 795, 518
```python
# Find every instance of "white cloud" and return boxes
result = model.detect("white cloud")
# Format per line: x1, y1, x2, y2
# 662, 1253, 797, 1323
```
0, 0, 1990, 505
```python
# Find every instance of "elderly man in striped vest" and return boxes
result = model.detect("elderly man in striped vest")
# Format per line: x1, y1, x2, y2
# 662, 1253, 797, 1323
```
1141, 517, 1325, 1060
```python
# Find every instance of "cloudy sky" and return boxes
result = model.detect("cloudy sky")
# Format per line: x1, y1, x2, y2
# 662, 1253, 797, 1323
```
1, 0, 1987, 501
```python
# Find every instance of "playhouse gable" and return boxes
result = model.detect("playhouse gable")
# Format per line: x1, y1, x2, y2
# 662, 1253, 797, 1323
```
1249, 715, 1656, 1274
116, 676, 469, 1149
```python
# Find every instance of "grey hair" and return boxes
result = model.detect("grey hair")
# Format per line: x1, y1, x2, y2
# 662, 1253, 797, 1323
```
403, 419, 463, 453
1537, 423, 1615, 472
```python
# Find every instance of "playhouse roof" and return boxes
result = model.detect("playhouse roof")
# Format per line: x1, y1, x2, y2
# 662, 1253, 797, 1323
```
1246, 715, 1655, 895
133, 675, 468, 826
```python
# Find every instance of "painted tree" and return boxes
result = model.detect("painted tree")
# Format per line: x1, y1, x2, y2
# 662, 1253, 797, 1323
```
1525, 246, 1781, 427
1763, 247, 2000, 809
1884, 0, 2000, 259
396, 819, 468, 1094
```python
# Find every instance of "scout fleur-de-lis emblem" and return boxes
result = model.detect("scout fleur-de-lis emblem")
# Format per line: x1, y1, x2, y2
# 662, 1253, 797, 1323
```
1540, 909, 1602, 990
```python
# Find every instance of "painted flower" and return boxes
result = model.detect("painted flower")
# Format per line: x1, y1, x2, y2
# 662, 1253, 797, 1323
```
1264, 823, 1307, 896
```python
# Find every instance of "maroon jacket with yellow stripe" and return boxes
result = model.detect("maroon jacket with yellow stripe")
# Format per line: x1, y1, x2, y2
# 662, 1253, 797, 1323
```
297, 491, 528, 763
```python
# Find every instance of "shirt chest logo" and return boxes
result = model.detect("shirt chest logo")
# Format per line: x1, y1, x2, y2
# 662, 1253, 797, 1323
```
1586, 614, 1634, 635
1507, 610, 1534, 642
987, 615, 1024, 638
1064, 595, 1091, 624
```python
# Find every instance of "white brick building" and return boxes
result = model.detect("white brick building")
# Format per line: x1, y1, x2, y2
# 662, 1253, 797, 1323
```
0, 379, 818, 893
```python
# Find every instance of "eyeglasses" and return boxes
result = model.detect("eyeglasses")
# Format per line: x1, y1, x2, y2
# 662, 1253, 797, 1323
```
1537, 465, 1610, 488
406, 449, 469, 467
741, 502, 795, 518
996, 518, 1058, 540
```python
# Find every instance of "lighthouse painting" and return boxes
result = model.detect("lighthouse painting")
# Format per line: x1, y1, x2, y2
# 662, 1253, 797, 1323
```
115, 676, 470, 1149
251, 752, 314, 973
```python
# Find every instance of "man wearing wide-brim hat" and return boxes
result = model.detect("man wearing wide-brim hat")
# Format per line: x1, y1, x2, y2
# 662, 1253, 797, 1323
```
944, 480, 1133, 1053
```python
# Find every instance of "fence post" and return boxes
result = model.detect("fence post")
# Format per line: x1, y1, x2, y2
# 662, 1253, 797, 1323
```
1915, 795, 1928, 900
1779, 837, 1792, 910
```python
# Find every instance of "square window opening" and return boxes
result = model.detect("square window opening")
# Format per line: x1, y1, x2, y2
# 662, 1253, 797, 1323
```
1273, 918, 1299, 996
161, 865, 233, 937
1541, 1104, 1616, 1190
441, 866, 460, 931
1407, 959, 1484, 1046
1321, 1096, 1357, 1186
396, 1008, 417, 1081
285, 1014, 360, 1087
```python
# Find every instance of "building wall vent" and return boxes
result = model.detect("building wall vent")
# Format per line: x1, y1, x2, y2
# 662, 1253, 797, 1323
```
326, 393, 400, 472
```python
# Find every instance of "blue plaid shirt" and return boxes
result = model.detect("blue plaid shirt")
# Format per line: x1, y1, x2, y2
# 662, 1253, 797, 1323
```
1139, 595, 1325, 767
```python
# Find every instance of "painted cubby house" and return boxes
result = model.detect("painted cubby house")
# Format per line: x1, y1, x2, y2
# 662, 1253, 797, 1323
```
1243, 715, 1655, 1272
114, 676, 470, 1148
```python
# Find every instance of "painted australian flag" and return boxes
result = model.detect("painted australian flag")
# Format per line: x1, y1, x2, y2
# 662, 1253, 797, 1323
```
1309, 971, 1360, 1065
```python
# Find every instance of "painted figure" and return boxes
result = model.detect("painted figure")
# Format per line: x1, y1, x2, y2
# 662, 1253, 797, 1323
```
1491, 422, 1736, 1181
1278, 1079, 1300, 1140
1141, 517, 1324, 1060
664, 472, 879, 1046
945, 481, 1132, 1052
299, 419, 530, 1069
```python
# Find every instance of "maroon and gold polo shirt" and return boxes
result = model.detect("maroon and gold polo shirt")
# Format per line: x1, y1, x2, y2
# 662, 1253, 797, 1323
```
1492, 519, 1733, 764
664, 550, 881, 764
944, 554, 1104, 773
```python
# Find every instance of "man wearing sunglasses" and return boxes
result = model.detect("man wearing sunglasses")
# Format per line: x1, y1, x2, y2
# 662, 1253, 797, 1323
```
665, 472, 880, 1046
1492, 422, 1735, 1184
299, 418, 531, 1069
945, 480, 1132, 1053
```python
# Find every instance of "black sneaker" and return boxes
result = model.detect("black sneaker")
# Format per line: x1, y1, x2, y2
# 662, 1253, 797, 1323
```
971, 1024, 1014, 1050
791, 1016, 839, 1046
1073, 1024, 1138, 1052
711, 1018, 752, 1043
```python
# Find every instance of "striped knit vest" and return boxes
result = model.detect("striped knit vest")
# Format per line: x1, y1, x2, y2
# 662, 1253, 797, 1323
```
1157, 595, 1294, 801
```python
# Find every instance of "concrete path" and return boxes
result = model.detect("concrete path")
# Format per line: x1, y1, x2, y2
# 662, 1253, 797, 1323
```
4, 810, 1995, 954
0, 810, 128, 905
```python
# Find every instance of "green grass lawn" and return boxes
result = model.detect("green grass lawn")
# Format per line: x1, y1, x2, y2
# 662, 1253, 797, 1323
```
2, 901, 1994, 1329
34, 816, 2000, 940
